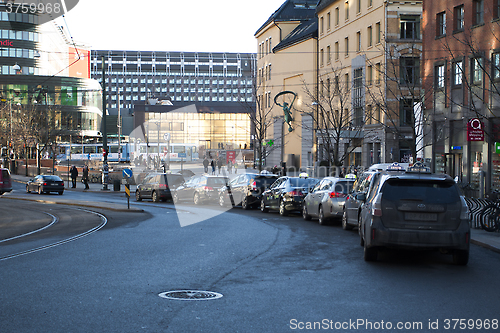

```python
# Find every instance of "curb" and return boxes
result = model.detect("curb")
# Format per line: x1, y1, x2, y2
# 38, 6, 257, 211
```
1, 196, 144, 213
470, 239, 500, 254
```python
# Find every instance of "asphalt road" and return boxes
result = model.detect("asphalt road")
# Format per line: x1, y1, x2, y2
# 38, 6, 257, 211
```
1, 181, 500, 333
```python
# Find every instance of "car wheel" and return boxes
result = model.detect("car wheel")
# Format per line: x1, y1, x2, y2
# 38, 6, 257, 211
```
260, 200, 269, 213
152, 191, 159, 203
318, 206, 327, 225
26, 185, 30, 194
173, 192, 179, 204
58, 191, 63, 195
342, 209, 352, 230
38, 187, 43, 195
194, 193, 201, 205
452, 249, 469, 266
302, 204, 312, 221
135, 190, 142, 202
279, 200, 288, 216
242, 196, 250, 210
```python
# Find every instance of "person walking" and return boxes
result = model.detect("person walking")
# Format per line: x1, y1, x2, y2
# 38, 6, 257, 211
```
82, 165, 90, 190
203, 157, 209, 173
210, 159, 215, 175
70, 165, 78, 188
217, 158, 222, 174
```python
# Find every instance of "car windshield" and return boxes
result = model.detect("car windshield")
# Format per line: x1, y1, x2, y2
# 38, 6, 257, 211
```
334, 180, 355, 194
289, 178, 319, 188
42, 176, 62, 181
164, 174, 184, 186
207, 177, 228, 186
382, 179, 460, 204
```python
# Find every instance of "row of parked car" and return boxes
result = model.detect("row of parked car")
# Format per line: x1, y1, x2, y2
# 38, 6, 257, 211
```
134, 162, 471, 265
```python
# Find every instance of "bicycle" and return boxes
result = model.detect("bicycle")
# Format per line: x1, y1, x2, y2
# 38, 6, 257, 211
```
479, 191, 500, 232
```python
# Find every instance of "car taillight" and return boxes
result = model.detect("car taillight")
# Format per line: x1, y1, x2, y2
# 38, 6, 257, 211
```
288, 190, 303, 196
204, 186, 214, 191
60, 182, 64, 186
251, 181, 258, 191
159, 184, 169, 189
372, 193, 383, 217
460, 196, 469, 220
329, 192, 346, 198
43, 182, 48, 186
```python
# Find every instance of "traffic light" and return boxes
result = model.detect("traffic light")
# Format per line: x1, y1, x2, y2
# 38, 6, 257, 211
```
103, 149, 107, 159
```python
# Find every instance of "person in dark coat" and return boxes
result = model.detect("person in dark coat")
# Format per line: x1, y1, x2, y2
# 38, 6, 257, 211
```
203, 157, 209, 173
210, 159, 215, 175
82, 165, 89, 190
217, 158, 222, 174
70, 165, 78, 188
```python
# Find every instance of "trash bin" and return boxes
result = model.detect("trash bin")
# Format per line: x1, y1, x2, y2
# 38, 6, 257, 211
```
113, 179, 121, 191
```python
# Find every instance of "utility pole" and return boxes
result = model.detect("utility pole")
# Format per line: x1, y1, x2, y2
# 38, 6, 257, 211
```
102, 56, 109, 190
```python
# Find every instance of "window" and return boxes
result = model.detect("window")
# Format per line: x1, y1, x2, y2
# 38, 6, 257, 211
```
375, 62, 381, 85
453, 61, 463, 85
367, 65, 373, 85
327, 45, 331, 64
400, 57, 420, 85
493, 54, 500, 80
335, 7, 340, 26
356, 31, 361, 51
495, 0, 500, 20
327, 12, 331, 30
436, 12, 446, 37
320, 16, 324, 34
368, 0, 373, 7
474, 0, 484, 25
345, 37, 349, 57
345, 1, 349, 21
335, 42, 339, 60
353, 68, 363, 126
367, 26, 373, 47
400, 99, 414, 127
375, 22, 381, 43
357, 0, 361, 14
472, 57, 483, 83
454, 5, 464, 31
321, 48, 324, 67
400, 15, 420, 39
435, 64, 445, 88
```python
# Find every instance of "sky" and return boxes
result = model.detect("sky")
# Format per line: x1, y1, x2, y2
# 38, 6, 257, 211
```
61, 0, 286, 53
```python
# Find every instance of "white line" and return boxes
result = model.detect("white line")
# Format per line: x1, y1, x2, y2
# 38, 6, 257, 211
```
0, 208, 107, 261
0, 212, 58, 244
59, 0, 68, 14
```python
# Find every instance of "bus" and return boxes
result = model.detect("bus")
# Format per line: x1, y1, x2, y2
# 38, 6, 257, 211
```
56, 143, 132, 163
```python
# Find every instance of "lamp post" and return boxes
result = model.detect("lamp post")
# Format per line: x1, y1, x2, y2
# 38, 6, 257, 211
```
101, 56, 109, 190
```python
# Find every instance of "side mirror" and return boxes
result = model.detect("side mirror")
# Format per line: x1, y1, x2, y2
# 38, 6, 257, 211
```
309, 187, 314, 193
356, 192, 366, 202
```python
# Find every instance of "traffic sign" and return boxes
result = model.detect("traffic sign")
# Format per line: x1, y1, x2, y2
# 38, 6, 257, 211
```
178, 153, 187, 158
163, 133, 171, 141
122, 168, 133, 179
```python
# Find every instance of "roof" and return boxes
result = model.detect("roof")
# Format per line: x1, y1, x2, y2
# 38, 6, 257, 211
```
255, 0, 319, 36
316, 0, 336, 13
273, 19, 318, 52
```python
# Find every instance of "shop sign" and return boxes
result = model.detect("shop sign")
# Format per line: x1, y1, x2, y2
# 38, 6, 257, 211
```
0, 40, 13, 47
467, 118, 484, 141
495, 142, 500, 154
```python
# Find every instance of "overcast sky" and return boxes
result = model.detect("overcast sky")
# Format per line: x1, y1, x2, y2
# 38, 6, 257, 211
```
61, 0, 285, 53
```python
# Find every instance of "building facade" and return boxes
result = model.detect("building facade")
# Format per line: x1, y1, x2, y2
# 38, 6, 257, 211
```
255, 0, 318, 169
422, 0, 500, 194
0, 2, 102, 159
316, 0, 423, 168
90, 50, 256, 150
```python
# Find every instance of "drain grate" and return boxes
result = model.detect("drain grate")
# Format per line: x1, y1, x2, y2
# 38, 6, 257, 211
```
159, 290, 223, 301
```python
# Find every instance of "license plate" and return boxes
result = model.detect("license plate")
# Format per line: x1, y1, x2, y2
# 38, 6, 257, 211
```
405, 212, 438, 221
51, 183, 57, 186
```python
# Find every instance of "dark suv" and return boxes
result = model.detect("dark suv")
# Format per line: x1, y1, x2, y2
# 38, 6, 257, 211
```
357, 166, 470, 265
135, 173, 185, 202
218, 173, 279, 209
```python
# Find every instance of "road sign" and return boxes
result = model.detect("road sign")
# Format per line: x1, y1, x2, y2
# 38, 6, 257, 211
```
163, 133, 171, 141
122, 168, 133, 179
178, 153, 187, 158
496, 142, 500, 154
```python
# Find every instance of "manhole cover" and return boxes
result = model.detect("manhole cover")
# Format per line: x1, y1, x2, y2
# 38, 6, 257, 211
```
158, 290, 223, 301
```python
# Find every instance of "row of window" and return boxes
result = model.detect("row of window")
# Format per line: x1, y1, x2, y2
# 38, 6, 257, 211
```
258, 37, 272, 59
0, 47, 37, 59
258, 64, 271, 83
0, 11, 39, 24
93, 70, 246, 78
109, 95, 253, 109
109, 86, 253, 95
102, 76, 254, 87
0, 29, 39, 42
319, 0, 375, 35
0, 65, 37, 75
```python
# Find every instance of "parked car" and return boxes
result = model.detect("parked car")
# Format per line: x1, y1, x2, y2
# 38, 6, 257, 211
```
342, 170, 378, 231
0, 168, 12, 194
357, 165, 470, 265
173, 175, 229, 205
26, 175, 64, 195
218, 173, 279, 209
302, 177, 355, 225
260, 176, 320, 216
135, 173, 185, 202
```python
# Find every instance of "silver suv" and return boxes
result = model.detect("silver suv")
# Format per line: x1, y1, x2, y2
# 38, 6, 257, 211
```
357, 166, 470, 265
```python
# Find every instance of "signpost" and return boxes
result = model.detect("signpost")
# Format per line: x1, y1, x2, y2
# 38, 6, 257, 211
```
122, 168, 133, 209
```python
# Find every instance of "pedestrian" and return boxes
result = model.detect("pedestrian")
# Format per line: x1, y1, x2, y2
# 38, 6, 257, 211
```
203, 157, 209, 173
234, 162, 238, 174
82, 164, 90, 190
217, 158, 222, 174
210, 159, 215, 175
227, 160, 232, 174
70, 165, 78, 188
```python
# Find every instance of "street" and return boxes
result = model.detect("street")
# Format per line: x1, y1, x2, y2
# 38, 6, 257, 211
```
1, 180, 499, 333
